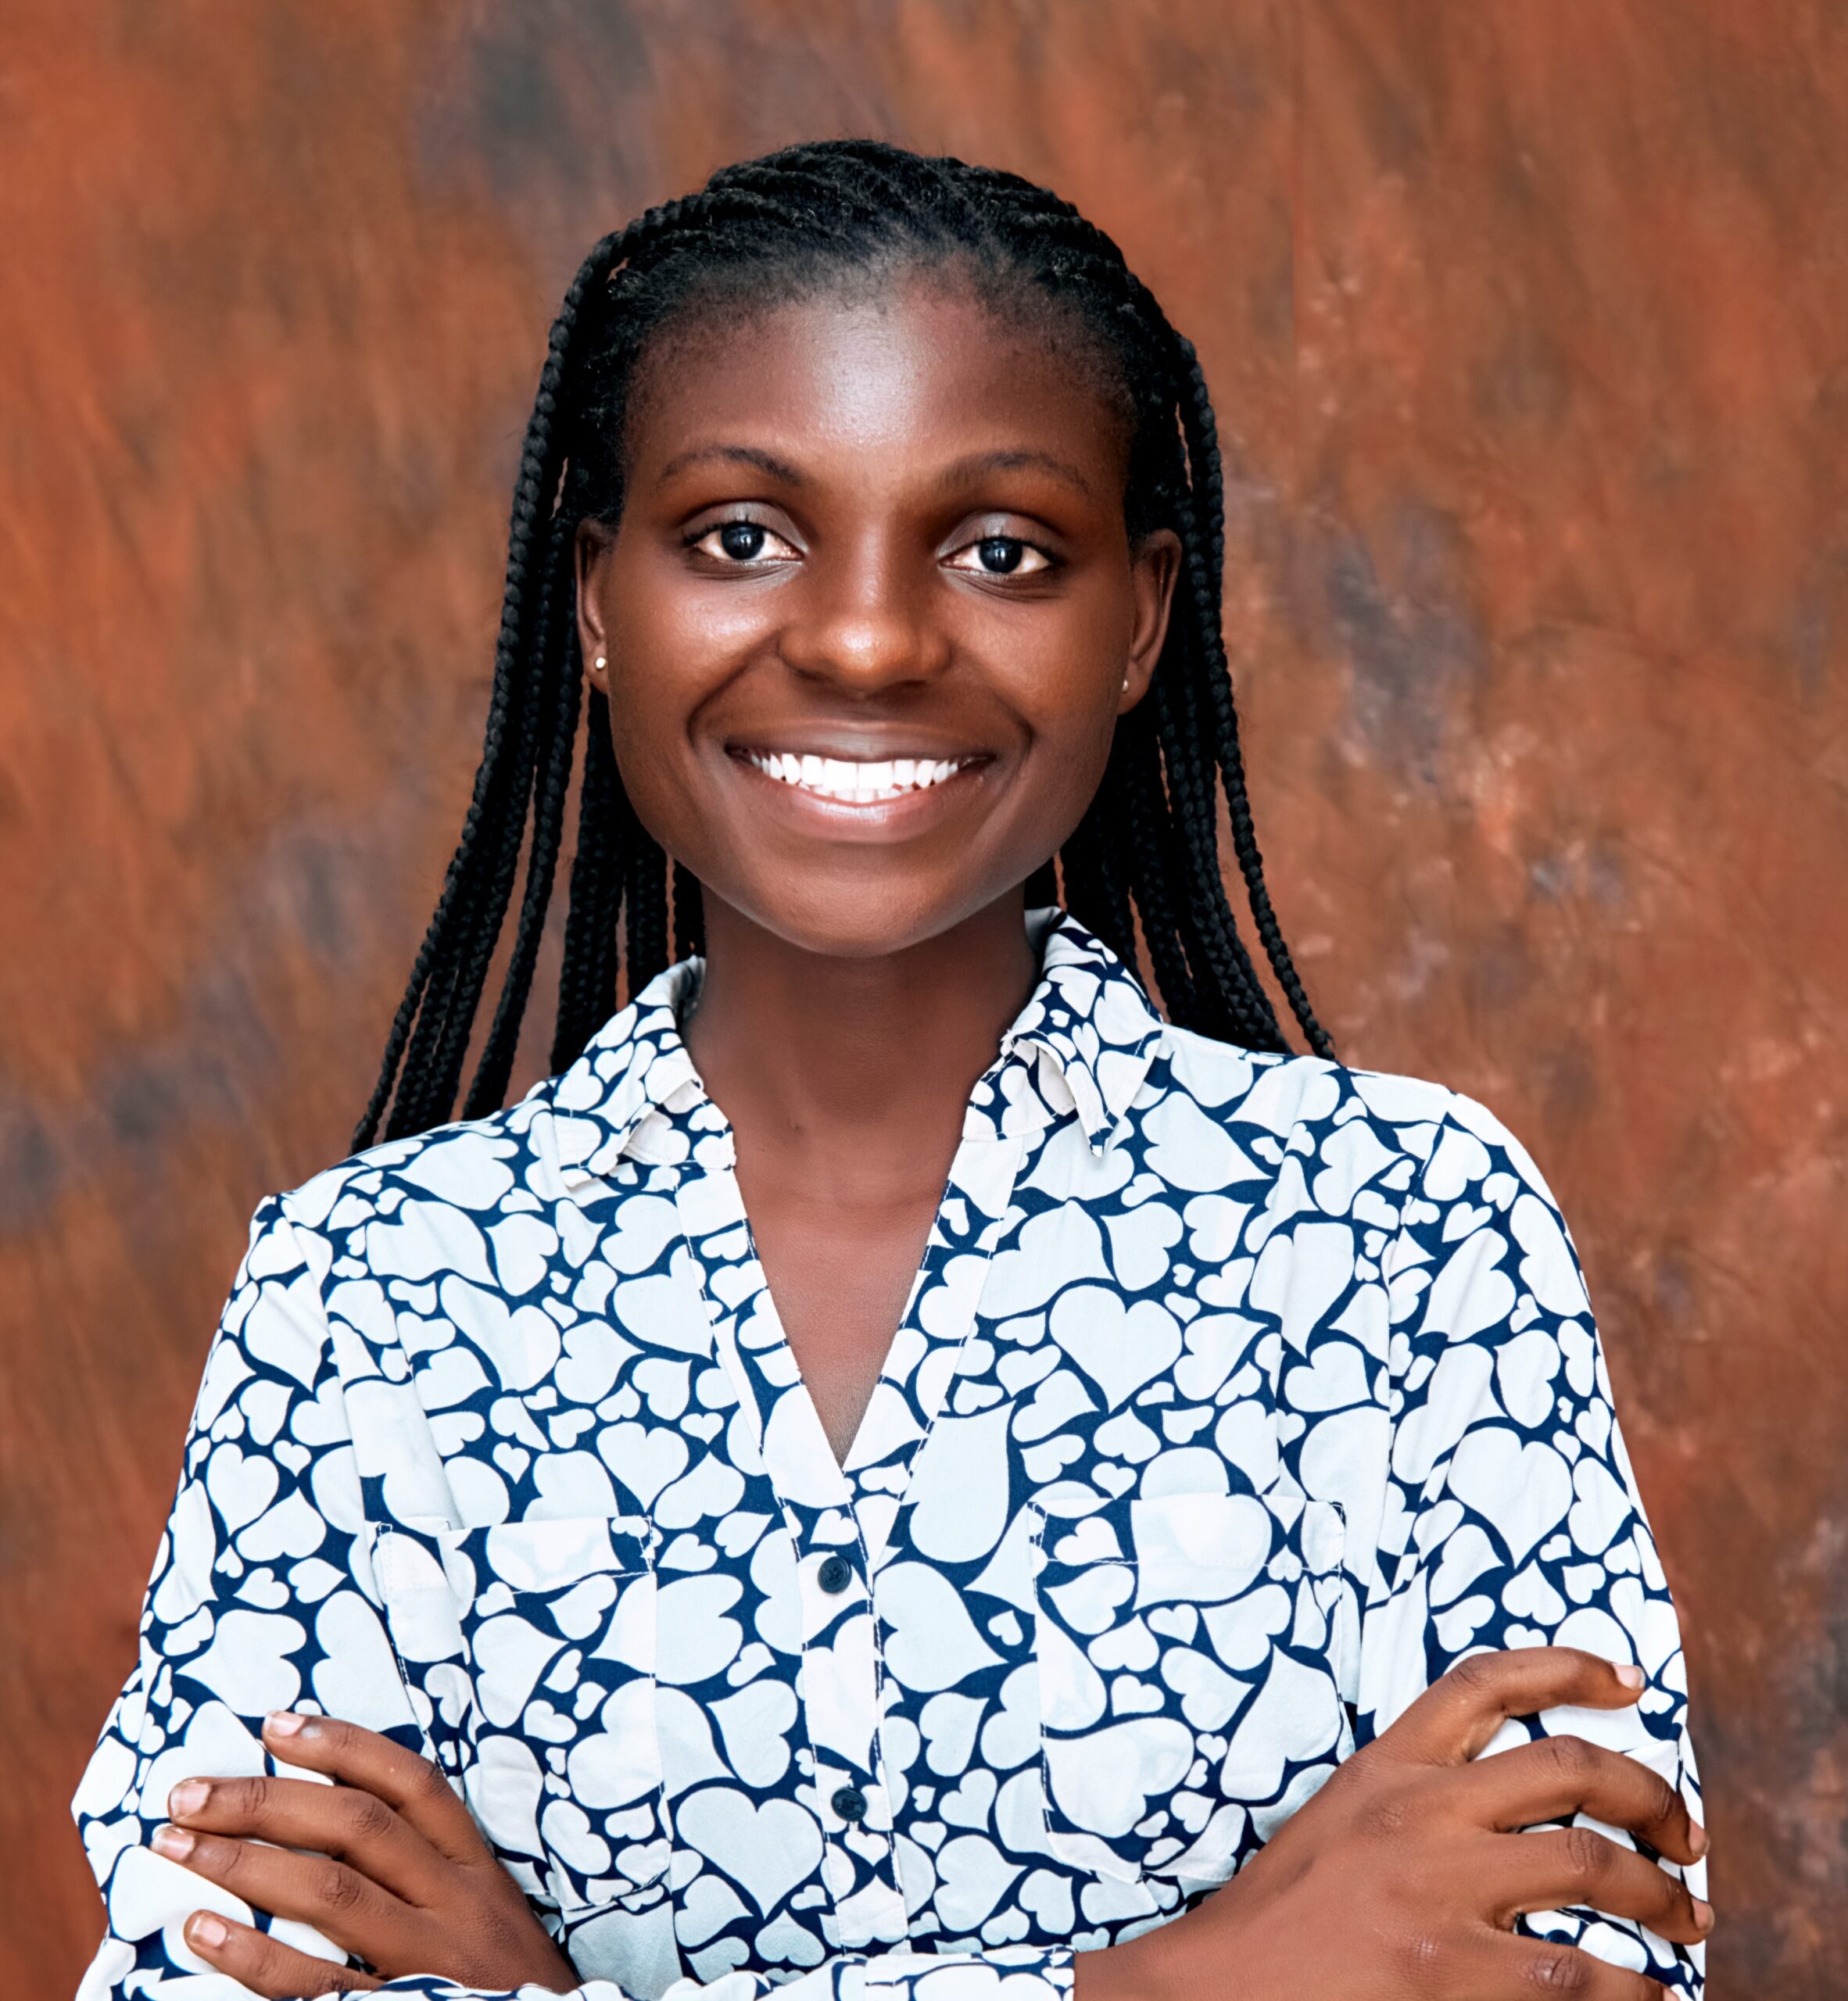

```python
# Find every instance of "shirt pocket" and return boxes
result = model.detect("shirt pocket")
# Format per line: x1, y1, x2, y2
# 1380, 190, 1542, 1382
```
368, 1512, 668, 1919
1032, 1489, 1348, 1887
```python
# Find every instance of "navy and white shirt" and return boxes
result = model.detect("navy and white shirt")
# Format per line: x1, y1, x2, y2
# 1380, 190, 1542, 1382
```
71, 910, 1704, 1999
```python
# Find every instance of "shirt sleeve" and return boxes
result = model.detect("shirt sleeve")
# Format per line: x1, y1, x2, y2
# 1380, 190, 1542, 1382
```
1353, 1094, 1705, 1997
70, 1191, 389, 1994
67, 1192, 1077, 2001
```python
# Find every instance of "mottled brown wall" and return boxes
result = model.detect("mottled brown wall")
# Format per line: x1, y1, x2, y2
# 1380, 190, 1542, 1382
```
4, 1, 1843, 1990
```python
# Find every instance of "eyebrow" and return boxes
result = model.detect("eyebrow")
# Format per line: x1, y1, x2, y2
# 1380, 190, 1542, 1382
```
937, 449, 1094, 499
654, 442, 1096, 501
654, 442, 808, 486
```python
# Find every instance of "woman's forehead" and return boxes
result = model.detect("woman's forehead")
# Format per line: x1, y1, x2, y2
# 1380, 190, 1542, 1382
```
621, 277, 1134, 488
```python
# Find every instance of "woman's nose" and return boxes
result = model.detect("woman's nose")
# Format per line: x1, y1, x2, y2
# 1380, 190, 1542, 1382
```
778, 545, 951, 693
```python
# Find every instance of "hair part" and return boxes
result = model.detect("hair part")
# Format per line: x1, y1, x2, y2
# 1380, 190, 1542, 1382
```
354, 138, 1333, 1151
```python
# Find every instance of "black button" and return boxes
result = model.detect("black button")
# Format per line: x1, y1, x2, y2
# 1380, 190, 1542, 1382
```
831, 1784, 868, 1824
817, 1553, 853, 1595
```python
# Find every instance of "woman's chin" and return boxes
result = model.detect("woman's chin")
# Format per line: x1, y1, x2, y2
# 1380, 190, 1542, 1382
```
697, 876, 1028, 966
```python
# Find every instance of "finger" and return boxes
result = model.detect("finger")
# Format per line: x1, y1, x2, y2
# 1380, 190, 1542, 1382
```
1467, 1925, 1673, 2000
264, 1710, 486, 1864
1494, 1827, 1714, 1946
1381, 1649, 1646, 1766
165, 1770, 451, 1905
1456, 1733, 1707, 1867
181, 1908, 381, 1995
152, 1824, 402, 1968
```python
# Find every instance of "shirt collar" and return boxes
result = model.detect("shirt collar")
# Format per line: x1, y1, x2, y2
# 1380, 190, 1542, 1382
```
992, 906, 1167, 1153
546, 906, 1167, 1187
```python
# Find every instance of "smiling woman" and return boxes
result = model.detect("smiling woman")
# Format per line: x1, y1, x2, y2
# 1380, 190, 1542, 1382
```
70, 141, 1707, 2001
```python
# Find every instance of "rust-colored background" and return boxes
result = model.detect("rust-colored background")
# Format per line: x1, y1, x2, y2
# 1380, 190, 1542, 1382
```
5, 2, 1844, 1992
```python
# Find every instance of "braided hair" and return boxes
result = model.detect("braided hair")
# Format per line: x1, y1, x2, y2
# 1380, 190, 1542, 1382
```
354, 139, 1332, 1151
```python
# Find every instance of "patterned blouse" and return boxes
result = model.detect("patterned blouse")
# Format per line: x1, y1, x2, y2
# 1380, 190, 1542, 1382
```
70, 910, 1704, 1999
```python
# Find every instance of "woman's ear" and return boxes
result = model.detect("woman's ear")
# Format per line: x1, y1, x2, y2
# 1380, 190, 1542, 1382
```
1119, 526, 1181, 713
576, 517, 617, 684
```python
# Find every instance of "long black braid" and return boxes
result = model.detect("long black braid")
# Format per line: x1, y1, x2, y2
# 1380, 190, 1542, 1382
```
354, 141, 1333, 1151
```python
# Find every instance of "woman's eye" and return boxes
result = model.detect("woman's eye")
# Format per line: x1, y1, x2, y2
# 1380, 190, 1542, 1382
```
689, 520, 796, 564
948, 535, 1053, 578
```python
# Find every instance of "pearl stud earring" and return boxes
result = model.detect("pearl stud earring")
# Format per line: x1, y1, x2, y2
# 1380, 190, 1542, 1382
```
594, 654, 607, 671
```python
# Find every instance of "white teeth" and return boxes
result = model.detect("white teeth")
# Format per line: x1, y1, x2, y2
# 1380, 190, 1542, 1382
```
744, 750, 969, 801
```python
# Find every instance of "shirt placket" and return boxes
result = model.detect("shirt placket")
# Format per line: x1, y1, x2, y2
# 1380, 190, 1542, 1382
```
664, 1125, 905, 1951
666, 1111, 1039, 1953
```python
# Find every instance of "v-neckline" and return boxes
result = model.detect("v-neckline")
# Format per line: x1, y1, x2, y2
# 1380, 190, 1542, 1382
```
593, 906, 1148, 1554
732, 1178, 945, 1479
669, 1096, 1030, 1559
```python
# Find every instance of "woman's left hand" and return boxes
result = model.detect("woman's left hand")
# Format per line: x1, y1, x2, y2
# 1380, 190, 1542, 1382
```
150, 1709, 580, 1996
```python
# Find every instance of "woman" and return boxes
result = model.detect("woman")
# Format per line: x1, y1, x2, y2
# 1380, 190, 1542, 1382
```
70, 141, 1707, 1999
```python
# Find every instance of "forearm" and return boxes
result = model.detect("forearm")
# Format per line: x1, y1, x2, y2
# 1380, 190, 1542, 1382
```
1070, 1914, 1189, 2001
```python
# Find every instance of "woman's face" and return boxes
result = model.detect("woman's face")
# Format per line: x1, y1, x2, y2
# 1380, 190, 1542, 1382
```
576, 275, 1179, 960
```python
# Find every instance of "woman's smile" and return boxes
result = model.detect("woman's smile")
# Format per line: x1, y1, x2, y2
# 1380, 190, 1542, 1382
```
727, 740, 990, 831
736, 747, 979, 802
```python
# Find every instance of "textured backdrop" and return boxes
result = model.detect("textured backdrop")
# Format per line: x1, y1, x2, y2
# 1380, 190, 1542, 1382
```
5, 2, 1844, 1992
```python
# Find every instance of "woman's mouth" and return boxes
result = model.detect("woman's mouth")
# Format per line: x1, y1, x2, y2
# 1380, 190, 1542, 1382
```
736, 748, 979, 804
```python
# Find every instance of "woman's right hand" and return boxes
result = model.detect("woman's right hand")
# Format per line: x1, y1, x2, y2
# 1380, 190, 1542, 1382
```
1079, 1648, 1710, 2001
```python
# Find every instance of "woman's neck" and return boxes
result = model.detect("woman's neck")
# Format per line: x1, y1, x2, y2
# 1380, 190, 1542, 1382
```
682, 891, 1040, 1195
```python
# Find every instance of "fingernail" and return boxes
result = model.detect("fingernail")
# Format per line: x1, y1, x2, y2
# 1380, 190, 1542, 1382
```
187, 1911, 229, 1950
152, 1824, 195, 1860
1690, 1819, 1710, 1856
1692, 1898, 1714, 1931
1613, 1663, 1645, 1689
265, 1709, 306, 1736
168, 1780, 210, 1818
